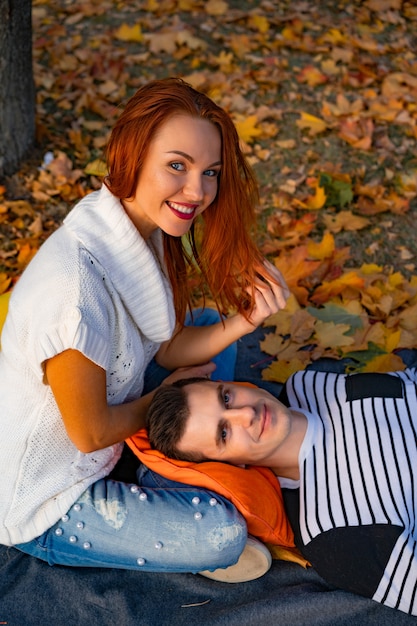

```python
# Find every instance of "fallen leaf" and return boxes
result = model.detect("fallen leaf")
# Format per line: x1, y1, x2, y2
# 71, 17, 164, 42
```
114, 23, 143, 43
296, 112, 328, 135
233, 115, 262, 143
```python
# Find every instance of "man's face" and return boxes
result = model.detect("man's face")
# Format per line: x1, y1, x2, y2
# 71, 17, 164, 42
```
177, 381, 297, 467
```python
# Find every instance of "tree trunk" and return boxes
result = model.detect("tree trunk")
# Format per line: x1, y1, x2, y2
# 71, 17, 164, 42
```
0, 0, 35, 177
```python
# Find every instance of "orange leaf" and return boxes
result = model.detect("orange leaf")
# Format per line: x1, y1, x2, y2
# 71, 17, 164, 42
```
310, 271, 365, 304
274, 246, 322, 289
0, 274, 11, 296
297, 65, 328, 87
338, 117, 373, 150
205, 0, 228, 15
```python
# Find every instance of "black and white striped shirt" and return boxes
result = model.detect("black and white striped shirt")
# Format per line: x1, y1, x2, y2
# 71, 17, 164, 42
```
281, 369, 417, 616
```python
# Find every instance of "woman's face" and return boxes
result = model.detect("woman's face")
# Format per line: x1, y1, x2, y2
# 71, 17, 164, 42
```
122, 114, 222, 240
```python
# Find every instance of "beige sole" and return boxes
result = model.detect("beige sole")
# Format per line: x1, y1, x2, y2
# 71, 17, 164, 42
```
198, 536, 272, 583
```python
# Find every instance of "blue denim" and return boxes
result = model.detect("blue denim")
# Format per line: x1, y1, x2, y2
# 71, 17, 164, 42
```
15, 308, 245, 572
143, 307, 238, 391
15, 471, 246, 572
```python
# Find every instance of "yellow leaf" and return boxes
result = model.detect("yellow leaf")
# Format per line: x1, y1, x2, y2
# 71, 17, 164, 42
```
260, 333, 289, 357
361, 353, 405, 373
249, 15, 269, 34
114, 23, 143, 43
360, 263, 384, 274
262, 358, 307, 384
265, 294, 301, 330
323, 210, 370, 233
296, 112, 327, 135
84, 159, 107, 177
385, 328, 401, 353
305, 184, 326, 210
398, 302, 417, 331
314, 321, 354, 349
234, 115, 262, 144
307, 232, 335, 260
0, 289, 11, 341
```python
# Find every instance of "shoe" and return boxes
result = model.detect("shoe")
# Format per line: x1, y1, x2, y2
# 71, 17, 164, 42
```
198, 536, 272, 583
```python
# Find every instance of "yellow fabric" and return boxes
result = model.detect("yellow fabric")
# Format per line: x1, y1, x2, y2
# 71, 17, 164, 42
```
0, 291, 11, 346
127, 429, 295, 547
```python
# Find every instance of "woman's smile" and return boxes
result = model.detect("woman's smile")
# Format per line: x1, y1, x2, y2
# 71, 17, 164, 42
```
166, 200, 199, 220
122, 114, 222, 240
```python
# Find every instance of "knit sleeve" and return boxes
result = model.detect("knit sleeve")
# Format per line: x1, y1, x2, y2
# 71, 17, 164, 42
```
2, 239, 115, 382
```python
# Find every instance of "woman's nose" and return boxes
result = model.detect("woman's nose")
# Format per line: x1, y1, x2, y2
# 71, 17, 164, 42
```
183, 175, 203, 201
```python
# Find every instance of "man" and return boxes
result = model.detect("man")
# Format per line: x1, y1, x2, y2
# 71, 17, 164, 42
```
147, 369, 417, 618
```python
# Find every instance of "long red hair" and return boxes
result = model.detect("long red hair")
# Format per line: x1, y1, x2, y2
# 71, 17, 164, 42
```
105, 77, 270, 324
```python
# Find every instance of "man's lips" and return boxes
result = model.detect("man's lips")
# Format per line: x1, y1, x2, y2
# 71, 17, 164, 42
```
166, 201, 198, 220
259, 404, 270, 439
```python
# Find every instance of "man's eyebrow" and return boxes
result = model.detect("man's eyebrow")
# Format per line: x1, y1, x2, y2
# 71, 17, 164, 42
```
215, 384, 226, 448
166, 150, 222, 168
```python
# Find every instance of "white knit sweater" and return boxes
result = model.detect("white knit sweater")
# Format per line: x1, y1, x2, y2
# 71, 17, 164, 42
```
0, 184, 175, 545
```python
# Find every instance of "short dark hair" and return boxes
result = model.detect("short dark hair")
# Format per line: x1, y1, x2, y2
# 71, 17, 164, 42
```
146, 377, 212, 463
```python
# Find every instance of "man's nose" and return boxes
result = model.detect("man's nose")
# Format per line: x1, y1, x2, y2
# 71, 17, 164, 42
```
228, 406, 256, 428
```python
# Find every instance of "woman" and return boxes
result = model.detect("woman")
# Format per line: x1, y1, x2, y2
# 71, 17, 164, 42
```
0, 78, 288, 577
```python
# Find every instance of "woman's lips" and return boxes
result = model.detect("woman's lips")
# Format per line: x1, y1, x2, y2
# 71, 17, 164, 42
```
166, 201, 198, 220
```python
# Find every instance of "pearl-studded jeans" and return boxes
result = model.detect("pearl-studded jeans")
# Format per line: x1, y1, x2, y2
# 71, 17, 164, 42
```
14, 471, 246, 572
15, 309, 247, 573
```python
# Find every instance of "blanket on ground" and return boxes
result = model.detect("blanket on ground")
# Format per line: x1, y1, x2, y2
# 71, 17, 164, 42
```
2, 326, 417, 624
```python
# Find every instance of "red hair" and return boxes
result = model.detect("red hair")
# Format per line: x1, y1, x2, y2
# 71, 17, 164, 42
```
105, 77, 271, 324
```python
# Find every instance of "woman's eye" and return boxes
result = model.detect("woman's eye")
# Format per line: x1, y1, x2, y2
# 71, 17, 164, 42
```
221, 427, 228, 442
170, 162, 185, 171
223, 391, 231, 408
204, 169, 219, 178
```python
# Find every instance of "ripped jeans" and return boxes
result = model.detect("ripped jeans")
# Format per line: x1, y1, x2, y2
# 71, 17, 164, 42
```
14, 309, 247, 572
14, 469, 246, 572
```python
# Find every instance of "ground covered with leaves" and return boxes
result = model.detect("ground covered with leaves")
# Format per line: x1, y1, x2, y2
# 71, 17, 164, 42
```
1, 0, 417, 379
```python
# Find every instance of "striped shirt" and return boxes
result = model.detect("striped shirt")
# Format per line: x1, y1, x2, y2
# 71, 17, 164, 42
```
281, 369, 417, 616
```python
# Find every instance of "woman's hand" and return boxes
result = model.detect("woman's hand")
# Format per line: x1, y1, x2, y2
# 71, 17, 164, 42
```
162, 361, 216, 385
156, 260, 289, 371
242, 259, 290, 329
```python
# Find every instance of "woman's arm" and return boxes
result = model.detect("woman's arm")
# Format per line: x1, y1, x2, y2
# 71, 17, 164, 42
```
45, 349, 216, 453
45, 349, 153, 453
157, 262, 289, 370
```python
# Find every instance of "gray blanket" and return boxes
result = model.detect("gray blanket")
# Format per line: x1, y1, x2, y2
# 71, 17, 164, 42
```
2, 543, 415, 625
2, 329, 417, 625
